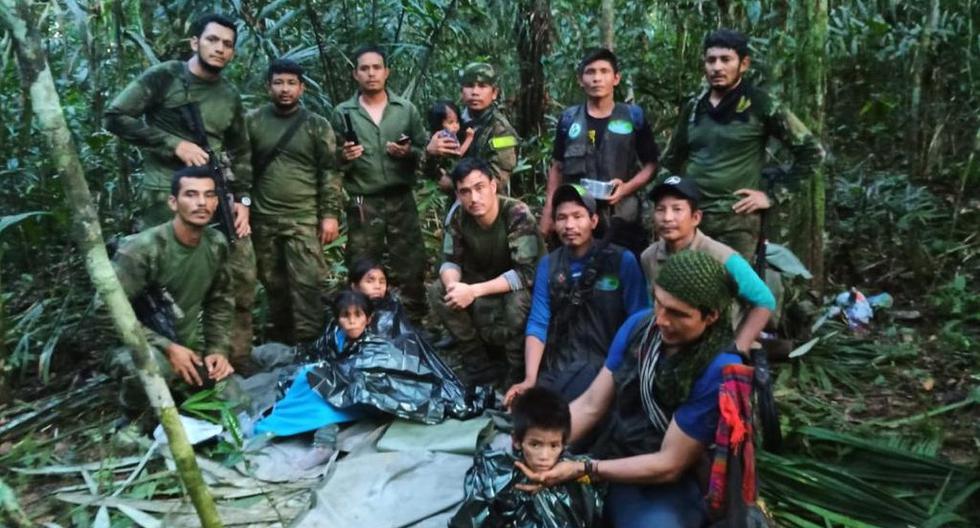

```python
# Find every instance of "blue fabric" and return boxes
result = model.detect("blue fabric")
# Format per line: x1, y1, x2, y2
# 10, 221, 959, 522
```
604, 309, 651, 371
525, 250, 650, 343
254, 364, 365, 437
723, 253, 776, 310
605, 476, 708, 528
673, 352, 742, 443
603, 309, 743, 443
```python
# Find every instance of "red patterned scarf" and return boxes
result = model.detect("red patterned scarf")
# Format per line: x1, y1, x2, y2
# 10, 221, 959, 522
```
707, 363, 758, 517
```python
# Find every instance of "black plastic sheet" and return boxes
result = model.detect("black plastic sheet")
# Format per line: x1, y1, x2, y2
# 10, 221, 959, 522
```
449, 449, 603, 528
304, 298, 492, 424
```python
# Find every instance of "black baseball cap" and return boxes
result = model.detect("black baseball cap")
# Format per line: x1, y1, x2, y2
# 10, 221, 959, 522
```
648, 176, 701, 208
552, 183, 597, 219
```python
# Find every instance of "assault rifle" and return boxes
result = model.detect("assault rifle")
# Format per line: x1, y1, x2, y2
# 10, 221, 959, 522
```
179, 103, 238, 243
131, 284, 180, 343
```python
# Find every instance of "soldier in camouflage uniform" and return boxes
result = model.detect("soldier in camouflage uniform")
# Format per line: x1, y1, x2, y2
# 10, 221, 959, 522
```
427, 158, 544, 388
426, 62, 520, 193
105, 13, 258, 373
331, 46, 430, 323
247, 59, 341, 344
660, 29, 824, 260
108, 167, 236, 408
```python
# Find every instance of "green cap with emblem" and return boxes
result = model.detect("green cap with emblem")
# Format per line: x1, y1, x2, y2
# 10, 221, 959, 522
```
460, 62, 498, 85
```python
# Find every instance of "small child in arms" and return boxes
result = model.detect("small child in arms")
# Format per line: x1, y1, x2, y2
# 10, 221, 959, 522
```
427, 100, 475, 192
449, 387, 602, 527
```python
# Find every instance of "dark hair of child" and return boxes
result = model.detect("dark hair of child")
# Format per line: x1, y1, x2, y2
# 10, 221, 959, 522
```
349, 257, 385, 285
427, 100, 461, 133
511, 386, 571, 442
332, 289, 374, 319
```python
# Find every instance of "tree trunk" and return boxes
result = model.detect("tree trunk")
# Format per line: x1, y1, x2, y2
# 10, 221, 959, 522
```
600, 0, 614, 50
0, 2, 223, 526
515, 0, 552, 138
908, 0, 940, 179
786, 0, 828, 289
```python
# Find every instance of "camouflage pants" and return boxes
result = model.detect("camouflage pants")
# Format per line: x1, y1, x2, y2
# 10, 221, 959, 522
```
346, 191, 427, 321
138, 187, 257, 371
700, 211, 761, 262
427, 281, 530, 388
252, 218, 327, 344
106, 346, 247, 414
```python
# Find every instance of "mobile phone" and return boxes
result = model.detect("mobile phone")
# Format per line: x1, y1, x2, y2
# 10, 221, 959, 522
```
396, 134, 411, 145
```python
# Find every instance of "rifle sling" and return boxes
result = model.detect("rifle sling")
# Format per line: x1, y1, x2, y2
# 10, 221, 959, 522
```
253, 108, 310, 179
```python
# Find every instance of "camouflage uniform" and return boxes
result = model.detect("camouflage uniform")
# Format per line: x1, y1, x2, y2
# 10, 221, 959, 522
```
331, 90, 430, 322
106, 222, 243, 409
105, 60, 258, 370
247, 104, 341, 343
429, 196, 544, 387
660, 82, 824, 259
458, 63, 521, 191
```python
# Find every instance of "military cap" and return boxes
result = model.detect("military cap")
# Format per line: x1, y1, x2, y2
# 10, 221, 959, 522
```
460, 62, 498, 85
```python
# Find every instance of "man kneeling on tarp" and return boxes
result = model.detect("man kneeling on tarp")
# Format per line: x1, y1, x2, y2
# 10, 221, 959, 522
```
107, 166, 237, 411
517, 250, 743, 527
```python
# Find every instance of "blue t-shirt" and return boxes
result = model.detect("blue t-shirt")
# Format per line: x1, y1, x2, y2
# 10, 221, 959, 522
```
604, 309, 743, 443
525, 249, 650, 342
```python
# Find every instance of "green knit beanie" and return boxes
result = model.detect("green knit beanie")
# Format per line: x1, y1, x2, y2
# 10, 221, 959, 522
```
654, 250, 733, 313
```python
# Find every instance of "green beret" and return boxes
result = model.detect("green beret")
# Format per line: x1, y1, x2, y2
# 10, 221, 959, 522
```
654, 250, 733, 312
460, 62, 497, 85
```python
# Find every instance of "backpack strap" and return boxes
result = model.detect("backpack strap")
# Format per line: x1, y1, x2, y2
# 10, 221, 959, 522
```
253, 108, 310, 178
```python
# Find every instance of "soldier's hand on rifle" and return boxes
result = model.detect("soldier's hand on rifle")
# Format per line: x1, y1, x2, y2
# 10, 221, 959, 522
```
175, 140, 210, 167
342, 141, 364, 161
233, 203, 251, 237
444, 281, 477, 310
319, 217, 339, 244
204, 354, 234, 382
732, 188, 771, 214
426, 133, 460, 157
165, 343, 205, 386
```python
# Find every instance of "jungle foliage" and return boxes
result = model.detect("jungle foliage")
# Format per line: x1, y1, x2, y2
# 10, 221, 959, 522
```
0, 0, 977, 526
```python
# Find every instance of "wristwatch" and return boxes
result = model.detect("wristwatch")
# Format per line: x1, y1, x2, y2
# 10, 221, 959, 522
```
237, 196, 252, 207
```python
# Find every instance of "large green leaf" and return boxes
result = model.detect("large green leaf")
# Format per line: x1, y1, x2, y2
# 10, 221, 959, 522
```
0, 211, 49, 236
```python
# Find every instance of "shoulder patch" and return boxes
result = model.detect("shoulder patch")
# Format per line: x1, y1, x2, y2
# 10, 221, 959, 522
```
736, 96, 752, 113
608, 119, 634, 135
595, 274, 621, 291
490, 135, 518, 149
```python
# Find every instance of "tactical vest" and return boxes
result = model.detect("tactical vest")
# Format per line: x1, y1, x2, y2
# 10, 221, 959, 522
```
560, 103, 642, 224
543, 242, 628, 375
560, 103, 640, 184
592, 311, 668, 460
